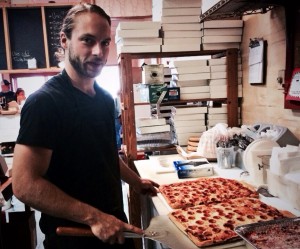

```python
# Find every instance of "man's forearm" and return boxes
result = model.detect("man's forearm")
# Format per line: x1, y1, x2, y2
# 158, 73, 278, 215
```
15, 177, 100, 227
119, 156, 141, 186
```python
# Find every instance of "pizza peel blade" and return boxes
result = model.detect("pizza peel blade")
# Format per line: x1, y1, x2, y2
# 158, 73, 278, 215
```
142, 215, 199, 249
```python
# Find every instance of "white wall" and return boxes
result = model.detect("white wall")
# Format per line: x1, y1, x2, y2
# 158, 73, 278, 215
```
241, 7, 300, 139
0, 114, 20, 143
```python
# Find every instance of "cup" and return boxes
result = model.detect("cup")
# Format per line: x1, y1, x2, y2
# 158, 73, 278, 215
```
158, 158, 171, 167
216, 147, 236, 169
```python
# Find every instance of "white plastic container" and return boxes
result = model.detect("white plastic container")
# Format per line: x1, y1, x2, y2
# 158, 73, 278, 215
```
285, 171, 300, 210
270, 147, 300, 175
267, 169, 289, 198
267, 169, 300, 210
243, 139, 279, 186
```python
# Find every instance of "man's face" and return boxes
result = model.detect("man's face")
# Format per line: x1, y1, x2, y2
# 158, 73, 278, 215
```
1, 84, 10, 92
64, 12, 111, 78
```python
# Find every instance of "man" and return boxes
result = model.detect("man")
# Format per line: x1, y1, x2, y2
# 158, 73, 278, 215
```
12, 4, 159, 249
0, 80, 15, 106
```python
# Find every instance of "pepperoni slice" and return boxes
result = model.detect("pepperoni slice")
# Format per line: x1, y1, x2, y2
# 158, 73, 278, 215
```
237, 217, 245, 221
196, 220, 204, 225
208, 219, 217, 223
224, 223, 234, 230
212, 227, 221, 233
260, 215, 268, 220
188, 215, 195, 220
247, 214, 255, 219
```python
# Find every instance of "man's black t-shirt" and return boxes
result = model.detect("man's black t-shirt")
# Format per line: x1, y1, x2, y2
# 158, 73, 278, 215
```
0, 91, 15, 103
16, 70, 125, 234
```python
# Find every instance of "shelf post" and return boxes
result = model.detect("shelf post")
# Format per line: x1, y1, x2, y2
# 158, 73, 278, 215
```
226, 48, 239, 127
120, 53, 137, 161
119, 54, 143, 249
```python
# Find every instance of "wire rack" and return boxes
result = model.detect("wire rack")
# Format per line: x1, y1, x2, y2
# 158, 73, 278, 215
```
200, 0, 284, 22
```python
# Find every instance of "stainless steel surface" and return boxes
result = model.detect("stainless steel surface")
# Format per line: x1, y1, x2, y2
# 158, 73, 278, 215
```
234, 217, 300, 249
123, 230, 163, 239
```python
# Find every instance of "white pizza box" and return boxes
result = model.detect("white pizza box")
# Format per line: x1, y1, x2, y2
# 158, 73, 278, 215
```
136, 117, 166, 127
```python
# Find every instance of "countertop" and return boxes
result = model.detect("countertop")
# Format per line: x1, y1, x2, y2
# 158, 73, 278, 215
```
134, 154, 300, 249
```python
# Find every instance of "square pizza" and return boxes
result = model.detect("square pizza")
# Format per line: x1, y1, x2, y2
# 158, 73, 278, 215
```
169, 197, 292, 247
159, 177, 258, 209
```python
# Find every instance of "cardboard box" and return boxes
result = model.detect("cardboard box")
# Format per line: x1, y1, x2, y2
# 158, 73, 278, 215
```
142, 64, 164, 84
148, 84, 167, 103
173, 159, 214, 179
167, 87, 180, 101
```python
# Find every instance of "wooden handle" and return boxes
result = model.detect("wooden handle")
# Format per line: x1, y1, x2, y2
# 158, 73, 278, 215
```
56, 227, 143, 238
56, 227, 94, 237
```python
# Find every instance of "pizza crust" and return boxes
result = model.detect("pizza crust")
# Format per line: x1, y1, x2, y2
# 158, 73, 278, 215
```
280, 210, 296, 218
238, 180, 257, 192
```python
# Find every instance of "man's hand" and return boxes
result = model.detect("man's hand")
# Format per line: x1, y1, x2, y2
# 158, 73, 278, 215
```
133, 179, 160, 196
90, 213, 143, 244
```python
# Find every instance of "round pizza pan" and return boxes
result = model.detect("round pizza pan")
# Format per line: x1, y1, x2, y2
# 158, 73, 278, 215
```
243, 138, 279, 174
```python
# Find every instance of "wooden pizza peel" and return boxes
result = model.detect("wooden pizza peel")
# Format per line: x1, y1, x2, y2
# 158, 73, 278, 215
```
57, 215, 197, 249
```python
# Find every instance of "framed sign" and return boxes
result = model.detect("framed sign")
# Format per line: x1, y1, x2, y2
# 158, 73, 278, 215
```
286, 68, 300, 102
7, 8, 46, 69
248, 38, 265, 84
0, 10, 7, 70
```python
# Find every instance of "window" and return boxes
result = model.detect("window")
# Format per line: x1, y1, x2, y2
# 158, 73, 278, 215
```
14, 75, 53, 97
11, 65, 120, 100
96, 65, 120, 98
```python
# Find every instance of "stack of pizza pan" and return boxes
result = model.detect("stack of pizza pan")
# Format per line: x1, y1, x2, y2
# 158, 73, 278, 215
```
186, 136, 200, 153
159, 177, 294, 247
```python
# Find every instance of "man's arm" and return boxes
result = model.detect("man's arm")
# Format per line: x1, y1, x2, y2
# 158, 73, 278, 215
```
119, 155, 159, 196
12, 144, 143, 244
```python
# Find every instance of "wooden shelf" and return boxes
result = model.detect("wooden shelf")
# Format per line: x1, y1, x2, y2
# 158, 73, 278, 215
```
119, 48, 239, 162
119, 50, 226, 60
0, 68, 61, 74
159, 98, 227, 105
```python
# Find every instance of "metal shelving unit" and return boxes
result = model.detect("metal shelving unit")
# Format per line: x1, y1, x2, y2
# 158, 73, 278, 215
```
200, 0, 284, 21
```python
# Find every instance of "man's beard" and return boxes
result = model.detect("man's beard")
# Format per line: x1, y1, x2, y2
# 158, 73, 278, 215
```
68, 45, 103, 78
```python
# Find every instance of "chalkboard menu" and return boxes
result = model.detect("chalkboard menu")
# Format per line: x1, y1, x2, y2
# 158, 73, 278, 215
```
45, 6, 71, 67
0, 10, 7, 70
8, 8, 46, 69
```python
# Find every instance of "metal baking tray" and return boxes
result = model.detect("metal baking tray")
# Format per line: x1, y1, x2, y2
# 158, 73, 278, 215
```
234, 217, 300, 249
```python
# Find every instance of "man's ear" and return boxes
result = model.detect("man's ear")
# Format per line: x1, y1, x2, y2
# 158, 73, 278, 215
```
60, 32, 68, 49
